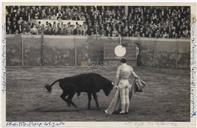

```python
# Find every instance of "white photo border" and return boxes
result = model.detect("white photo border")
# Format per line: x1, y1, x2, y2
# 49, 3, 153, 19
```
1, 1, 196, 128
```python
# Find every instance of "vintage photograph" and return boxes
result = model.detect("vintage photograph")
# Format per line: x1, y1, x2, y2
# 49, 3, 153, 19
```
4, 3, 192, 123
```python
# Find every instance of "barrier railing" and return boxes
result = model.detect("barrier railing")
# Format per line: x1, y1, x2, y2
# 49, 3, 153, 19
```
6, 34, 190, 68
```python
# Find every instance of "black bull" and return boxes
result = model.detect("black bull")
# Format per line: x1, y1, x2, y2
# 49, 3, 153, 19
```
45, 73, 114, 109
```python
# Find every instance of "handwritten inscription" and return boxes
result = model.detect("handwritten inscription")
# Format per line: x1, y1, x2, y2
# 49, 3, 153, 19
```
6, 122, 65, 127
191, 16, 196, 117
1, 24, 6, 94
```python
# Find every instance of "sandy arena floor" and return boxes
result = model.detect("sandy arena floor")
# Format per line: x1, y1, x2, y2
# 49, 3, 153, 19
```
6, 66, 190, 121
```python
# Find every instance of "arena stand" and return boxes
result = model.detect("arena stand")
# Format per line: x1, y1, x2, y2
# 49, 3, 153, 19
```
6, 6, 190, 38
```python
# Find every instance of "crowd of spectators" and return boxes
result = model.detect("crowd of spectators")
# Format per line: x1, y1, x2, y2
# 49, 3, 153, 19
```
6, 6, 190, 38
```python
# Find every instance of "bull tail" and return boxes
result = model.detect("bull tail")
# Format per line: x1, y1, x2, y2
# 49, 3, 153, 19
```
45, 79, 60, 93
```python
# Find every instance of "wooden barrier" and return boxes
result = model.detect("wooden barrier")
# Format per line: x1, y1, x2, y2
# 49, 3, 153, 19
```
6, 35, 190, 68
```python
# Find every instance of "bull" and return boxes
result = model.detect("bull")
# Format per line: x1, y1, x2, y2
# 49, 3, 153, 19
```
45, 73, 114, 109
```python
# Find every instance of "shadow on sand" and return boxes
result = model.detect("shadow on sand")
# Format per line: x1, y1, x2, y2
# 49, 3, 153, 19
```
32, 107, 81, 112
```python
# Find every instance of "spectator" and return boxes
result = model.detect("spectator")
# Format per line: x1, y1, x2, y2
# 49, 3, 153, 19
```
30, 24, 38, 35
5, 6, 190, 39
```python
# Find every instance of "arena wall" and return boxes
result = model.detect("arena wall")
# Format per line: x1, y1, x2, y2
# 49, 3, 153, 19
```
6, 35, 22, 66
43, 36, 75, 66
6, 34, 190, 68
138, 38, 190, 68
22, 35, 42, 66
